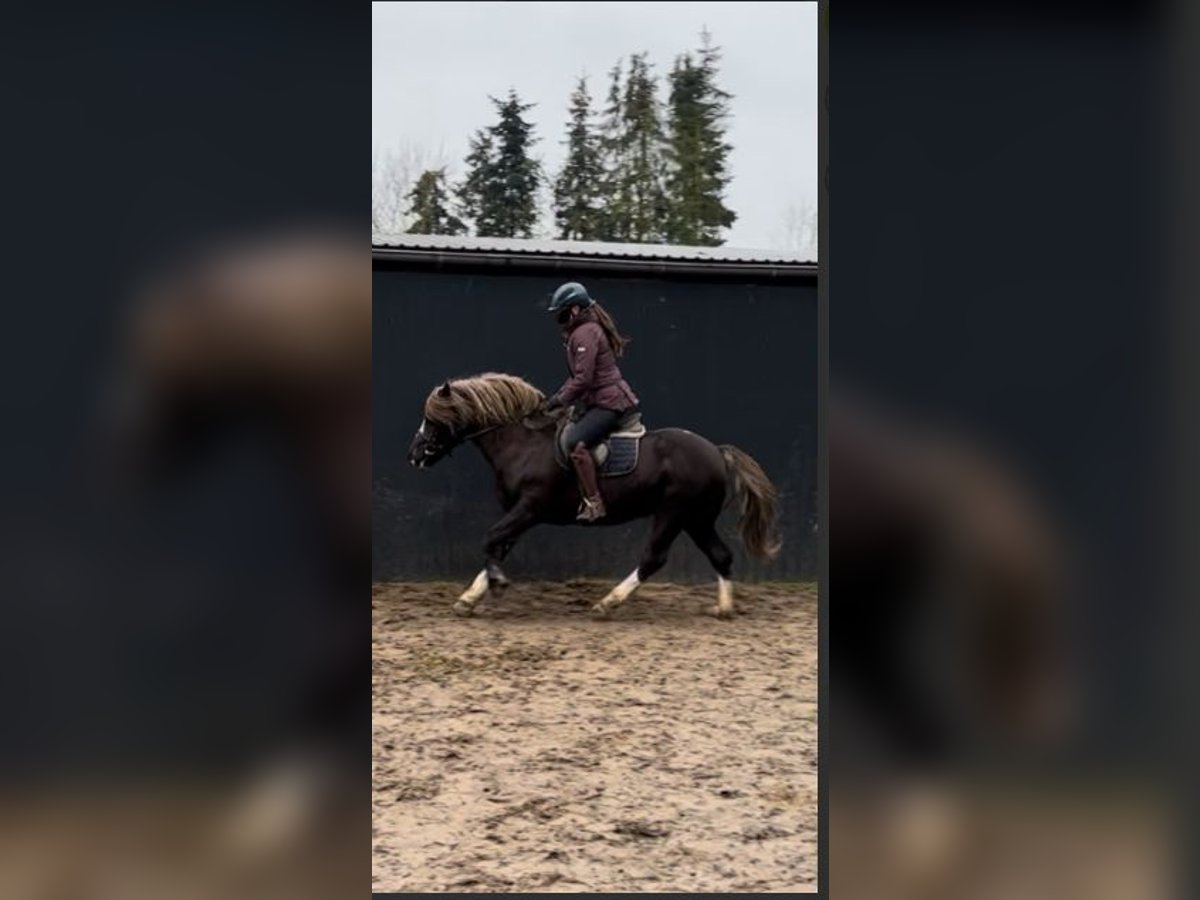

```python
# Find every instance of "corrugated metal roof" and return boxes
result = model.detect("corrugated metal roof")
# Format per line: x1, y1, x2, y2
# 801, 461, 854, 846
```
372, 233, 815, 266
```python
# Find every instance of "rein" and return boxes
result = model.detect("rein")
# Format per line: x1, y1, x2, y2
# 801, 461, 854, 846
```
439, 404, 561, 457
444, 422, 503, 456
458, 423, 502, 442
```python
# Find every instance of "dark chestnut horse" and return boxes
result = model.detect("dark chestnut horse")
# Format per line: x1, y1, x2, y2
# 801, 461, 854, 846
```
407, 373, 782, 618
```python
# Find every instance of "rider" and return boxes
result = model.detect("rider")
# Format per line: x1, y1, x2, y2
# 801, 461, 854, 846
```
543, 281, 640, 522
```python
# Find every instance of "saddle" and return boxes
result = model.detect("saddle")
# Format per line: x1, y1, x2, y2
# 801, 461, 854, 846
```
555, 409, 647, 477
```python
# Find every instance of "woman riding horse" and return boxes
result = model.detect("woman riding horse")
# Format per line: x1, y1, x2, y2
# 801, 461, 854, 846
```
543, 282, 640, 522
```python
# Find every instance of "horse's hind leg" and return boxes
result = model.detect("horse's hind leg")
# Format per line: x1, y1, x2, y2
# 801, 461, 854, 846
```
687, 522, 736, 619
593, 514, 683, 619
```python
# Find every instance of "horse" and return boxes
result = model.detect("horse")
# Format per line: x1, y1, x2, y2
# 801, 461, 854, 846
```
98, 230, 371, 861
830, 387, 1073, 760
406, 372, 783, 619
112, 229, 372, 569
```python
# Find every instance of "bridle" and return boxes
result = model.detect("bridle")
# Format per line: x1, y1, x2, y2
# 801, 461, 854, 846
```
433, 422, 503, 458
421, 405, 558, 461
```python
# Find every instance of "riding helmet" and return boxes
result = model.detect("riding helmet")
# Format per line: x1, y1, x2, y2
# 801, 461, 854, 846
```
546, 281, 594, 314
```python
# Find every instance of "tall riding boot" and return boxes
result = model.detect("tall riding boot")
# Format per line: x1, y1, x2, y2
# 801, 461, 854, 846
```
569, 443, 606, 521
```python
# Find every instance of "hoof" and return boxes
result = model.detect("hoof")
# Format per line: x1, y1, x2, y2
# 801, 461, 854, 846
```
590, 603, 612, 620
709, 604, 735, 620
452, 600, 476, 617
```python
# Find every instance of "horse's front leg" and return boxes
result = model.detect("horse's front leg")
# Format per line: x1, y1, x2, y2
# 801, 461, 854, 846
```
485, 541, 516, 591
453, 502, 536, 617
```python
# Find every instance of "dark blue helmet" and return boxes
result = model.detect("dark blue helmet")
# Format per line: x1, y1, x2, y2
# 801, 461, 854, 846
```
546, 281, 594, 314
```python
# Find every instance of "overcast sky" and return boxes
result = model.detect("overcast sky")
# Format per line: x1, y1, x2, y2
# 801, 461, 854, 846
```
372, 1, 817, 252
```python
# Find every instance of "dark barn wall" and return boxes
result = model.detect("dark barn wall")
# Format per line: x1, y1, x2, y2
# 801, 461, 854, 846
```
373, 259, 817, 583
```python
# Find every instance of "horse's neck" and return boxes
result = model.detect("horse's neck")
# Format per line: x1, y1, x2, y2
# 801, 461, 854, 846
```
471, 422, 542, 472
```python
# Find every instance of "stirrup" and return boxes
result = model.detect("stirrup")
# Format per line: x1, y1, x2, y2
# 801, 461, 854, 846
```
577, 497, 606, 521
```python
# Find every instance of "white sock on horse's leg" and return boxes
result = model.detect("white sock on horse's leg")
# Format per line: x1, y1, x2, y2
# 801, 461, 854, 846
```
717, 576, 734, 617
599, 569, 641, 611
459, 569, 489, 605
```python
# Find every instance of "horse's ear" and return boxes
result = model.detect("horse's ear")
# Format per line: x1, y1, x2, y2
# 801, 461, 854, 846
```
438, 381, 452, 398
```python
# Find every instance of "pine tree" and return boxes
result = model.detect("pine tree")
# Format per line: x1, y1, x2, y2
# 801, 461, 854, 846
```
665, 54, 705, 244
619, 53, 670, 243
405, 168, 467, 235
456, 129, 497, 235
458, 89, 543, 238
553, 77, 606, 241
665, 29, 737, 245
596, 59, 628, 241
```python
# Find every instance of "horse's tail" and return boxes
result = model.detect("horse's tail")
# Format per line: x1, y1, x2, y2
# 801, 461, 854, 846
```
719, 445, 782, 561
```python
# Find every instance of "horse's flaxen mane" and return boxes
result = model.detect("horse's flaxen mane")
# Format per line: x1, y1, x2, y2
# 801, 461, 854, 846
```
423, 373, 545, 431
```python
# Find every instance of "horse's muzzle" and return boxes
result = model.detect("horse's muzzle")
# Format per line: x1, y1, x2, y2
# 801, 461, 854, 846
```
409, 445, 439, 468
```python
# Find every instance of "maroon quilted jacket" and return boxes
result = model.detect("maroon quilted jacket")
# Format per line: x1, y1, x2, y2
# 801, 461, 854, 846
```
552, 308, 639, 412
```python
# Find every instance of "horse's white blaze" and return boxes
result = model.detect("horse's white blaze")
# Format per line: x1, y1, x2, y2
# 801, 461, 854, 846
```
600, 569, 641, 609
459, 569, 489, 604
718, 577, 734, 614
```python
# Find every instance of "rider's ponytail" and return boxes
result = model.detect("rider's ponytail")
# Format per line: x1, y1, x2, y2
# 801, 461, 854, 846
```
592, 302, 630, 358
